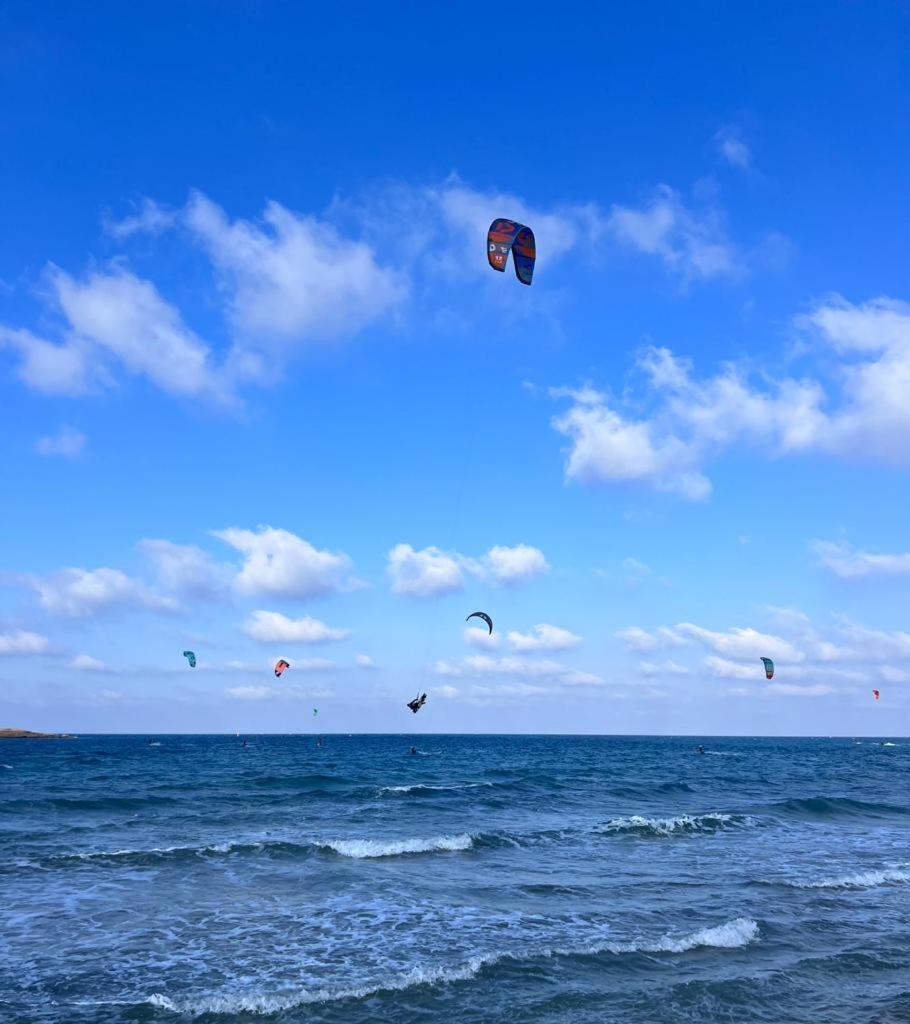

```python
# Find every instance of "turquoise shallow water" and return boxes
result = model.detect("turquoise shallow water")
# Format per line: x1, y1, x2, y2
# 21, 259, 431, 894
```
1, 734, 909, 1023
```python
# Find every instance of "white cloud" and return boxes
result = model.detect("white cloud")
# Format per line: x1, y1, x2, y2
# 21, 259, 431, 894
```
214, 526, 355, 598
639, 660, 690, 677
355, 653, 374, 667
551, 337, 829, 500
434, 654, 602, 687
387, 542, 548, 597
70, 654, 107, 671
0, 630, 49, 655
615, 626, 687, 652
812, 539, 910, 579
675, 623, 802, 662
184, 191, 406, 349
836, 621, 910, 661
435, 684, 459, 698
242, 610, 350, 645
485, 544, 549, 585
104, 198, 177, 239
139, 539, 229, 599
507, 623, 581, 652
340, 175, 594, 285
35, 425, 86, 458
704, 655, 760, 680
606, 185, 740, 282
715, 127, 752, 170
52, 267, 224, 399
387, 543, 465, 597
30, 567, 175, 618
0, 326, 93, 395
464, 626, 500, 650
227, 685, 277, 701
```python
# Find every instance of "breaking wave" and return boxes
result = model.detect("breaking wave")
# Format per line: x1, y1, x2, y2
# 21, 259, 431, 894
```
599, 812, 754, 837
778, 866, 910, 890
139, 917, 759, 1016
317, 834, 475, 858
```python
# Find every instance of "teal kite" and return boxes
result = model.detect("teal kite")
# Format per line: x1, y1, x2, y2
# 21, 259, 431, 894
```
760, 657, 774, 679
183, 650, 196, 668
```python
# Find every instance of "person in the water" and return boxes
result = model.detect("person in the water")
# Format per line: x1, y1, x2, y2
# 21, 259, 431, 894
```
410, 746, 417, 755
696, 745, 705, 754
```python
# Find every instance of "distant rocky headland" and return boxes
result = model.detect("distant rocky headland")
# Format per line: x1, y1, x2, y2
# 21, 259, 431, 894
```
0, 728, 71, 739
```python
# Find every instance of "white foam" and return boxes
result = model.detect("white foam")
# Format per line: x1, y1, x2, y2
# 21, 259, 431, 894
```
142, 917, 758, 1016
145, 960, 490, 1015
784, 867, 910, 889
318, 834, 475, 858
600, 812, 747, 836
379, 782, 491, 794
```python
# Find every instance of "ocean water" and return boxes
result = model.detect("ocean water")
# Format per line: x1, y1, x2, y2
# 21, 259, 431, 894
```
1, 735, 909, 1023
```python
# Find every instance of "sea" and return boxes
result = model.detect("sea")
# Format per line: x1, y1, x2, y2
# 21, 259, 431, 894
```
1, 734, 908, 1023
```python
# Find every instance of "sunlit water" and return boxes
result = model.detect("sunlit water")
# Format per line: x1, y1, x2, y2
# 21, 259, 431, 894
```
2, 734, 908, 1023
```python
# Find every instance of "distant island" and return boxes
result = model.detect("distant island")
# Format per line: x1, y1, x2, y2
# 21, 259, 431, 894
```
0, 728, 71, 740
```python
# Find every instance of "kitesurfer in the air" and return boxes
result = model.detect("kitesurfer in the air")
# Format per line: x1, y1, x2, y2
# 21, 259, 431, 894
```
407, 693, 427, 714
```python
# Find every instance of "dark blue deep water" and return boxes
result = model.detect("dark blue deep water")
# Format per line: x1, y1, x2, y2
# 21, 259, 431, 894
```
2, 735, 909, 1023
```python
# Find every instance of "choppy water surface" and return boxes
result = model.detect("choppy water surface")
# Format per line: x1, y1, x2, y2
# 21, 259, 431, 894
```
2, 734, 908, 1023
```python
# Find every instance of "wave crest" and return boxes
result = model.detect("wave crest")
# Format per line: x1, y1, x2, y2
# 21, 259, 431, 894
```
141, 917, 758, 1016
599, 813, 751, 837
317, 834, 475, 858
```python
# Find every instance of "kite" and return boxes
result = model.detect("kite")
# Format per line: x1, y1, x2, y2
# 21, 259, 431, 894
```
313, 708, 319, 717
407, 693, 427, 714
760, 657, 774, 680
466, 611, 493, 635
487, 219, 536, 285
872, 689, 880, 701
182, 650, 196, 668
274, 659, 290, 678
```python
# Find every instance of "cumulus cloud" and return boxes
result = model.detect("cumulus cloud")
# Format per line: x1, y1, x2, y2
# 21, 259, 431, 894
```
620, 611, 910, 693
606, 185, 740, 282
507, 623, 581, 652
35, 425, 86, 458
464, 626, 500, 650
674, 623, 802, 662
242, 610, 350, 645
29, 567, 175, 618
639, 660, 690, 677
139, 539, 230, 599
552, 293, 910, 500
812, 539, 910, 579
214, 526, 355, 598
184, 191, 406, 351
387, 542, 548, 597
70, 654, 107, 671
615, 626, 688, 652
0, 326, 94, 395
387, 544, 465, 597
0, 630, 49, 655
434, 654, 601, 687
485, 544, 549, 584
355, 653, 374, 668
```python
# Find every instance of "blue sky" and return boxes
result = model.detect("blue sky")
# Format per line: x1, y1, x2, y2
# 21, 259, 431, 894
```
2, 1, 910, 734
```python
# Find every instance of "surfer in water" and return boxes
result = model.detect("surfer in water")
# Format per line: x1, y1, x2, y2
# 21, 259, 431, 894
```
696, 745, 705, 754
409, 746, 417, 755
